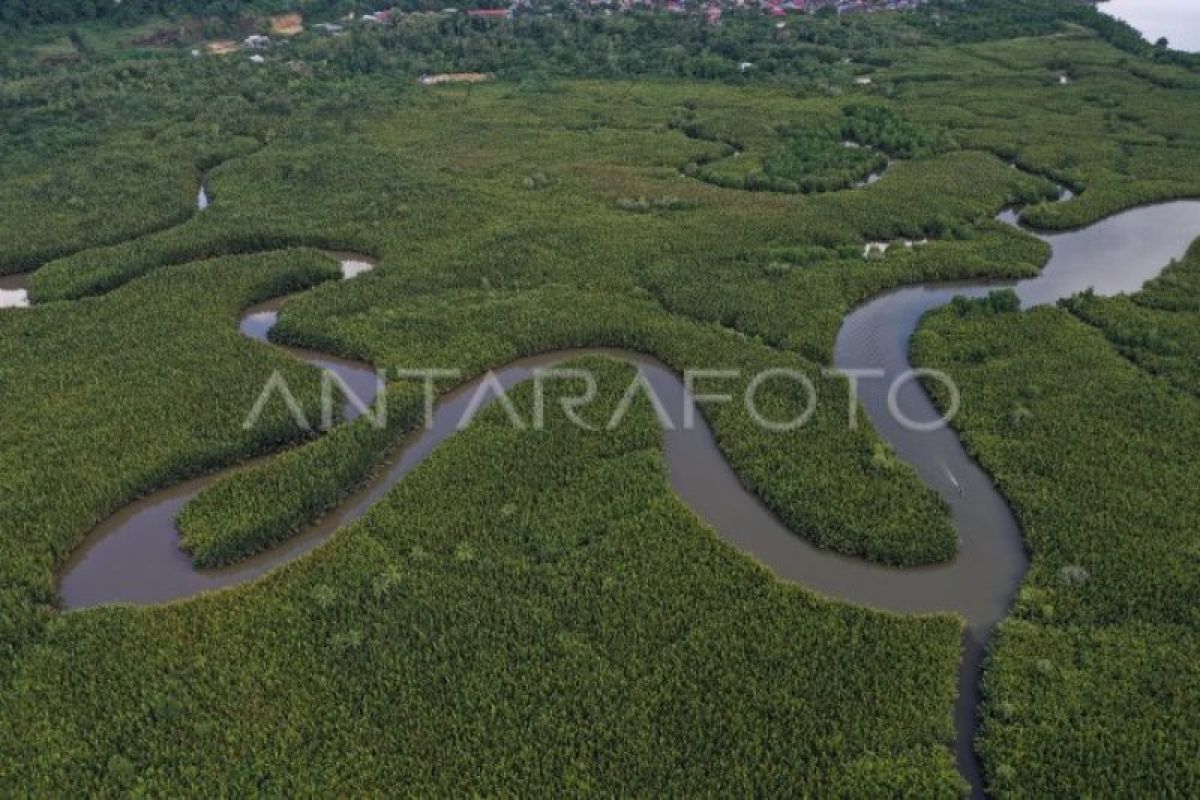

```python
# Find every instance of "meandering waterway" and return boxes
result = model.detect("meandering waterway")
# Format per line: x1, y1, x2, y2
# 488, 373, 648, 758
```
42, 171, 1200, 797
835, 196, 1200, 793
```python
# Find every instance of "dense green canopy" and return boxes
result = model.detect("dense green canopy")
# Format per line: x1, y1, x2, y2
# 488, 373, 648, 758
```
1, 1, 1198, 794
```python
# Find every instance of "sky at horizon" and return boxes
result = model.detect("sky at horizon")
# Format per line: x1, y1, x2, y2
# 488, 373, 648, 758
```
1101, 0, 1200, 52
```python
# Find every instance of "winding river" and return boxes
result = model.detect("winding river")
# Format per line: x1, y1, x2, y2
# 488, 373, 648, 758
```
836, 196, 1200, 792
38, 177, 1200, 795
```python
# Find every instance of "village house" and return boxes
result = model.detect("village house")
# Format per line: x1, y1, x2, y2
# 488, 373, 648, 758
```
205, 40, 238, 55
467, 8, 514, 19
418, 72, 495, 85
269, 13, 304, 36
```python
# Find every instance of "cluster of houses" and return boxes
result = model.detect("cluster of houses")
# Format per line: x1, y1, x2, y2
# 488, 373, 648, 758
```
758, 0, 925, 19
202, 13, 312, 60
620, 0, 924, 20
358, 7, 516, 23
200, 0, 925, 59
356, 0, 925, 26
203, 33, 277, 62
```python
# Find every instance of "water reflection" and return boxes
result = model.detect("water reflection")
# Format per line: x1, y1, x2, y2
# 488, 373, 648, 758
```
0, 273, 30, 309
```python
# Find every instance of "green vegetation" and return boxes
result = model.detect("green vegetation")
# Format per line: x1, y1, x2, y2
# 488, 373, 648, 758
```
177, 386, 424, 568
1062, 239, 1200, 397
0, 0, 354, 28
2, 1, 1200, 794
949, 288, 1021, 317
914, 291, 1200, 795
0, 132, 258, 274
673, 103, 954, 195
884, 31, 1200, 227
0, 360, 965, 795
0, 250, 339, 664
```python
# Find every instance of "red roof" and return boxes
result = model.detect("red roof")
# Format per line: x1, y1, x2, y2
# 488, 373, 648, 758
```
468, 8, 510, 16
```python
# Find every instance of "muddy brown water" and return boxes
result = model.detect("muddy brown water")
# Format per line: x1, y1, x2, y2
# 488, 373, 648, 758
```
49, 192, 1200, 795
835, 196, 1200, 793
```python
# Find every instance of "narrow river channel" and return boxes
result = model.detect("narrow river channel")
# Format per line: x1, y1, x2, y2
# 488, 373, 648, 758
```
46, 179, 1200, 796
834, 196, 1200, 793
